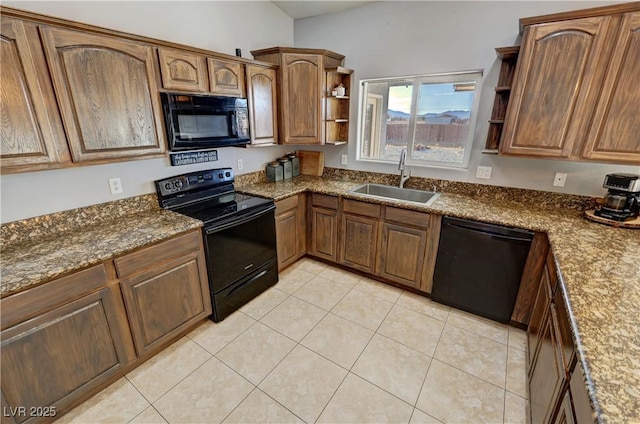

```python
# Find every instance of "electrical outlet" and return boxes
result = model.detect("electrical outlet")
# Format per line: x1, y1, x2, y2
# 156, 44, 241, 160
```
237, 159, 243, 170
341, 154, 348, 165
553, 172, 567, 187
476, 166, 492, 180
108, 178, 123, 195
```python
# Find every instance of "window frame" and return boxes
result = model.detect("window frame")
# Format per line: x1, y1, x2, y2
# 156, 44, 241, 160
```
356, 70, 484, 169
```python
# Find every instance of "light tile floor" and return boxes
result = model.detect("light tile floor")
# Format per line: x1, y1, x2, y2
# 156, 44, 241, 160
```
58, 258, 530, 424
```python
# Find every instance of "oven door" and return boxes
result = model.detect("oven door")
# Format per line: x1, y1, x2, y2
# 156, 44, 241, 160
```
204, 206, 277, 293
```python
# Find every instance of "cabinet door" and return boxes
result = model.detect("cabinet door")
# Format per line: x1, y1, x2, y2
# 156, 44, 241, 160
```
501, 16, 614, 158
247, 65, 278, 145
158, 48, 208, 92
281, 53, 323, 144
529, 305, 566, 424
0, 17, 70, 173
40, 26, 165, 163
1, 288, 130, 423
310, 206, 338, 262
276, 209, 300, 270
340, 213, 378, 273
553, 389, 577, 424
581, 12, 640, 164
527, 264, 552, 372
378, 222, 427, 289
120, 250, 211, 357
207, 58, 246, 97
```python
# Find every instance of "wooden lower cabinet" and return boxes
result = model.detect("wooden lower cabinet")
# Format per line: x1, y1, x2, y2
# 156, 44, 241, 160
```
120, 250, 210, 357
309, 194, 339, 262
0, 267, 133, 424
529, 305, 566, 424
527, 247, 583, 424
378, 222, 426, 289
306, 196, 440, 293
0, 230, 210, 423
553, 390, 576, 424
275, 194, 306, 270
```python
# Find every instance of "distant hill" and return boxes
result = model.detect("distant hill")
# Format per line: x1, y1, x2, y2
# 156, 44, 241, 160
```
424, 110, 470, 120
388, 109, 470, 120
387, 109, 410, 120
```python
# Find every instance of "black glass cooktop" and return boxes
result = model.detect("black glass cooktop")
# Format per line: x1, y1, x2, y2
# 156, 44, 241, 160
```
173, 192, 273, 226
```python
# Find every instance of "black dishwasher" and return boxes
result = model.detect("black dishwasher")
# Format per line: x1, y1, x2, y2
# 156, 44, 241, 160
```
431, 216, 534, 323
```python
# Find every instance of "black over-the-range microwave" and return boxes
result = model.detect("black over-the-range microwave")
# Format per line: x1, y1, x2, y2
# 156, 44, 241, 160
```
161, 92, 250, 151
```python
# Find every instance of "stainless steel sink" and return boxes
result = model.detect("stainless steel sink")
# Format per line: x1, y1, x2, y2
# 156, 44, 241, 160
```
351, 184, 440, 206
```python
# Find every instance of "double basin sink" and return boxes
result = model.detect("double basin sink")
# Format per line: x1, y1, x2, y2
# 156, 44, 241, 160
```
351, 184, 440, 206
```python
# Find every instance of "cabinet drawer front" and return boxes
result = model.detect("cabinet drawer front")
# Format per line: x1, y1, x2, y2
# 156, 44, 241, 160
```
343, 199, 381, 218
114, 230, 201, 278
1, 264, 108, 330
1, 288, 127, 420
385, 207, 430, 228
120, 251, 210, 356
312, 193, 338, 209
275, 195, 299, 215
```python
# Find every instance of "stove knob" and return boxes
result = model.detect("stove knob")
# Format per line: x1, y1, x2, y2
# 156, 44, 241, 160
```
175, 180, 183, 189
225, 171, 231, 178
218, 173, 223, 179
164, 182, 173, 190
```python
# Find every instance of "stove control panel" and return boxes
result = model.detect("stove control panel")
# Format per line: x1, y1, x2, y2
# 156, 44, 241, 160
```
155, 168, 234, 197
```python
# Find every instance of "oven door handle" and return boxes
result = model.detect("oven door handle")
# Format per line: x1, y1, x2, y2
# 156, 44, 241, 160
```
205, 204, 275, 234
226, 269, 269, 297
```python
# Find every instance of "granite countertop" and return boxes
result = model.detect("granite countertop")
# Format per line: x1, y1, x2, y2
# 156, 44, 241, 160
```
1, 209, 202, 297
237, 176, 640, 424
2, 175, 638, 422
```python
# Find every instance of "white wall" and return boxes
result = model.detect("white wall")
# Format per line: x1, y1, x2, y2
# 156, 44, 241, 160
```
294, 1, 639, 197
1, 1, 294, 223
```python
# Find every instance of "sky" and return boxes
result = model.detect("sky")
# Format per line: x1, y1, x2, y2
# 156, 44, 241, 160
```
388, 82, 475, 114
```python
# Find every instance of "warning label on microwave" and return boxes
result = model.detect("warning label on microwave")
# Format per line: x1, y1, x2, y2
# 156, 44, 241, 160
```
170, 150, 219, 166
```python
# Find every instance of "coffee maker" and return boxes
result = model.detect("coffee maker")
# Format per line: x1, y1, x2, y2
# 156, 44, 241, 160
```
595, 173, 640, 221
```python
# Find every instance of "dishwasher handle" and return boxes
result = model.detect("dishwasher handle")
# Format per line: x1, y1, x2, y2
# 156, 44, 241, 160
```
443, 220, 534, 243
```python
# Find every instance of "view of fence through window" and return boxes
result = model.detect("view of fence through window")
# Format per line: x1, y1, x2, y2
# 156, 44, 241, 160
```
358, 72, 482, 168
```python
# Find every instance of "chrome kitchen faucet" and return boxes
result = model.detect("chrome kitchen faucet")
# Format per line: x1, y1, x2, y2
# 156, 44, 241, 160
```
398, 148, 411, 188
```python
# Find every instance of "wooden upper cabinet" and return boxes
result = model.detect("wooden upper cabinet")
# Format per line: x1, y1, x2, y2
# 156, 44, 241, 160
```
281, 53, 323, 144
158, 48, 208, 92
207, 58, 246, 97
501, 16, 614, 159
581, 11, 640, 164
0, 17, 70, 173
252, 47, 346, 145
40, 26, 165, 163
247, 65, 278, 145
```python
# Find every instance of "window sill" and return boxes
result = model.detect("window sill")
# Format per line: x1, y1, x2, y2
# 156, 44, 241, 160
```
355, 157, 469, 171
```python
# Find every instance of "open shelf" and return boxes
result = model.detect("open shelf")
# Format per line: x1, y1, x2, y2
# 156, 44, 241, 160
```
324, 66, 353, 144
485, 46, 520, 150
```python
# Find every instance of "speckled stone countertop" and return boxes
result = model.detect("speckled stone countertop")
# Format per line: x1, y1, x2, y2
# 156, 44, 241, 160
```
1, 209, 202, 297
236, 175, 640, 424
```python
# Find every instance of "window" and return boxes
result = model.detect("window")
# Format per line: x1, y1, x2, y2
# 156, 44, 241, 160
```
357, 71, 483, 168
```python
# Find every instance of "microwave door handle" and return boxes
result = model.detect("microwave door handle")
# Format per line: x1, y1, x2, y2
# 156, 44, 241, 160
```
229, 111, 238, 138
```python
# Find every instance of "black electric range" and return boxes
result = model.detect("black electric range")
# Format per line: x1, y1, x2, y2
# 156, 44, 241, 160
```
155, 168, 278, 322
